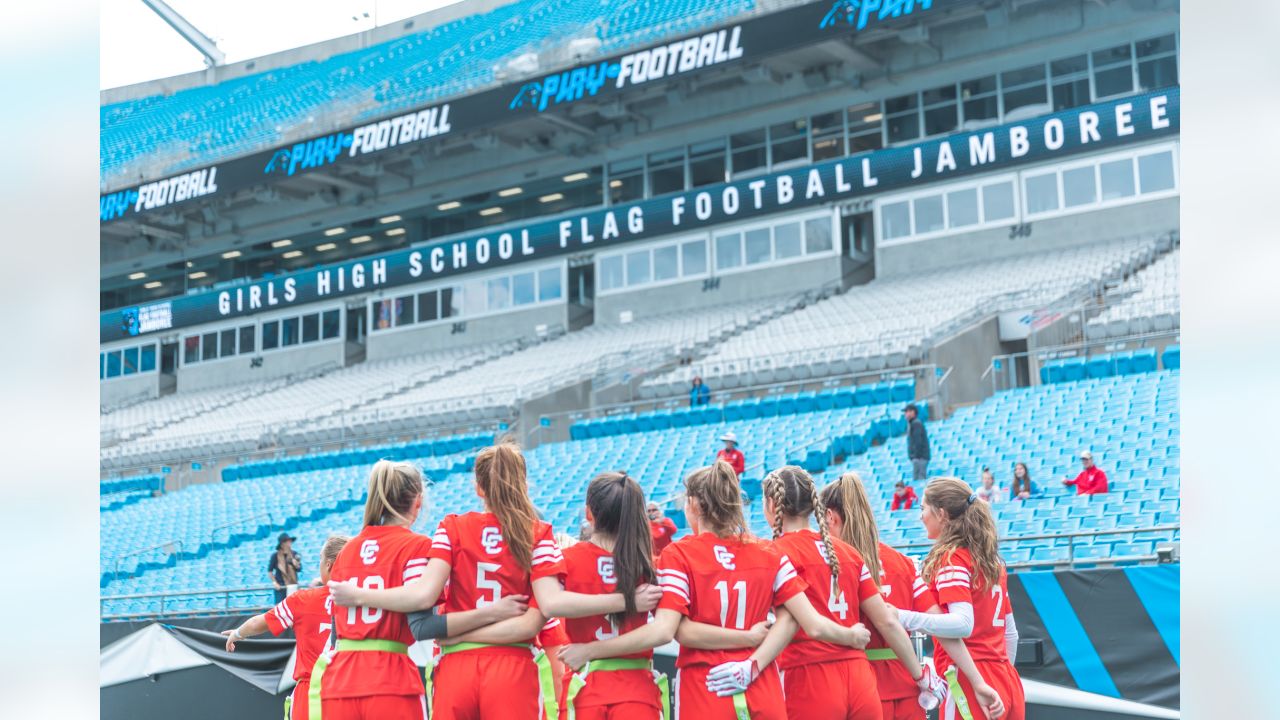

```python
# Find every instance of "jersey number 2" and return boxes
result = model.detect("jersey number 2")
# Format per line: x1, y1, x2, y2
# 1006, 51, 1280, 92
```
991, 585, 1006, 627
714, 580, 747, 629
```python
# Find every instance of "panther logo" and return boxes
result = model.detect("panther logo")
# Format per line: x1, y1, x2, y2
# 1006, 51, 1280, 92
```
714, 545, 736, 570
508, 82, 544, 110
820, 0, 860, 29
264, 148, 292, 175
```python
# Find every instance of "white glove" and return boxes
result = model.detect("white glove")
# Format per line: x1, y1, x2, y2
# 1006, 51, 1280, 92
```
705, 659, 759, 697
924, 665, 949, 705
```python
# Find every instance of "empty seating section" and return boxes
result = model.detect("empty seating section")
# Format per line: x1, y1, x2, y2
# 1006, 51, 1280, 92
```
100, 368, 1178, 617
321, 297, 793, 438
100, 346, 503, 468
644, 238, 1163, 396
100, 475, 164, 511
1039, 347, 1168, 384
101, 379, 294, 445
101, 0, 756, 183
1087, 248, 1180, 339
99, 442, 484, 599
819, 370, 1179, 568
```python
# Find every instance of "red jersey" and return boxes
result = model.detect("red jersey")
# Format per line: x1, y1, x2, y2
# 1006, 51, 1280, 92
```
929, 548, 1013, 672
890, 487, 918, 510
324, 525, 433, 698
657, 532, 806, 669
537, 616, 568, 648
1067, 467, 1109, 495
716, 448, 745, 475
561, 542, 652, 659
771, 530, 879, 670
429, 512, 566, 615
264, 586, 332, 683
650, 517, 678, 556
867, 543, 936, 700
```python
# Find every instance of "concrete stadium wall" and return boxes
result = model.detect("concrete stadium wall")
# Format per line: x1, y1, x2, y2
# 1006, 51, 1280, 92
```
876, 196, 1180, 278
176, 340, 345, 393
365, 303, 569, 361
594, 255, 841, 325
101, 374, 161, 407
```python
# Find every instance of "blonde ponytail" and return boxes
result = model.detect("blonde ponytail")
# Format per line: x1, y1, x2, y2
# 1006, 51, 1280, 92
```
820, 471, 883, 585
363, 460, 424, 527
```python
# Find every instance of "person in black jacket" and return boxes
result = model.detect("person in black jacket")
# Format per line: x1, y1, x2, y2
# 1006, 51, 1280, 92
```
903, 403, 930, 481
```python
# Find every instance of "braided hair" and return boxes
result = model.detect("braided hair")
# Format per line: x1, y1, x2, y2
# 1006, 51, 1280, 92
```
761, 465, 841, 592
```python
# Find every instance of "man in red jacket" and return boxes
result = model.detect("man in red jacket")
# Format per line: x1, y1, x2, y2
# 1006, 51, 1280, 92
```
716, 431, 745, 476
647, 501, 678, 556
1064, 449, 1110, 495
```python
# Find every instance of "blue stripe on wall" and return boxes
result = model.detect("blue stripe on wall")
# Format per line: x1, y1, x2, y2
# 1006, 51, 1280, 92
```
1019, 570, 1121, 697
1124, 564, 1180, 665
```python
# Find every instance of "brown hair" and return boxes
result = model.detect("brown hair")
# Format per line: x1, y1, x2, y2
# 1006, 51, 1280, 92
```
683, 461, 750, 540
586, 471, 655, 627
474, 442, 539, 571
1011, 462, 1032, 497
320, 534, 350, 568
363, 460, 424, 527
920, 477, 1004, 590
820, 471, 882, 585
763, 465, 840, 590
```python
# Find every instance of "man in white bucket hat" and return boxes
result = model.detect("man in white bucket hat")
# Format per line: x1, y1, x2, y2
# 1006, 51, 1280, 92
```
716, 431, 745, 477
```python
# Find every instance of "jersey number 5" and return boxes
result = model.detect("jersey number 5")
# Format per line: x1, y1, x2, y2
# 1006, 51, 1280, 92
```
344, 576, 384, 624
714, 580, 748, 629
476, 562, 502, 607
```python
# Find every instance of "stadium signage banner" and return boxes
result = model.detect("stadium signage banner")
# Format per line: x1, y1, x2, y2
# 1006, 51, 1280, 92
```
100, 0, 964, 223
101, 88, 1178, 343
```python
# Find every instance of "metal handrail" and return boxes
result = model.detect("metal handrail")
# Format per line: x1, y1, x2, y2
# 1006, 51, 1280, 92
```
893, 524, 1181, 569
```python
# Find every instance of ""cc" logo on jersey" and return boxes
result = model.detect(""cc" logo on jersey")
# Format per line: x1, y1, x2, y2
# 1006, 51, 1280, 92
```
713, 545, 736, 570
597, 557, 616, 585
360, 539, 379, 566
481, 527, 504, 555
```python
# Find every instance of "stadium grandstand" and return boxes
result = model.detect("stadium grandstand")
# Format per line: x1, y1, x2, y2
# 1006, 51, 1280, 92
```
100, 1, 1181, 718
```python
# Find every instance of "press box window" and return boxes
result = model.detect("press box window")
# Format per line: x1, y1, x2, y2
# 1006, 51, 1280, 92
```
106, 351, 122, 378
608, 157, 645, 204
1050, 55, 1090, 111
960, 76, 998, 123
418, 291, 440, 323
1092, 45, 1134, 98
625, 249, 652, 286
922, 84, 959, 136
689, 141, 726, 187
140, 344, 157, 372
715, 232, 743, 270
744, 227, 771, 265
804, 217, 833, 254
884, 94, 919, 143
122, 346, 139, 375
538, 267, 562, 301
220, 328, 236, 358
730, 129, 767, 175
202, 332, 218, 361
513, 272, 536, 306
880, 201, 911, 240
770, 119, 808, 165
1024, 173, 1061, 215
846, 102, 884, 155
653, 244, 679, 281
322, 311, 340, 340
682, 239, 707, 276
1137, 151, 1176, 194
1062, 166, 1097, 208
648, 149, 685, 195
1001, 64, 1048, 115
262, 321, 280, 350
487, 277, 511, 311
810, 111, 844, 161
281, 318, 299, 347
599, 255, 624, 291
440, 287, 461, 318
1099, 159, 1136, 200
303, 312, 321, 342
1137, 34, 1178, 91
239, 325, 255, 354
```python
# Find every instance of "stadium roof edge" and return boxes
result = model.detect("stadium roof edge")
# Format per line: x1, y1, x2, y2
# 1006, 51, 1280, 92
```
100, 0, 524, 104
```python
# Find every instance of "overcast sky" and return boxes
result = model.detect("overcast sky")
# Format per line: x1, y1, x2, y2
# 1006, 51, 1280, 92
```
100, 0, 461, 90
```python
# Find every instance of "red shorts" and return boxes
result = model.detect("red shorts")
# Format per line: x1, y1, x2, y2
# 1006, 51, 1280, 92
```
431, 649, 542, 720
561, 667, 662, 720
321, 694, 426, 720
288, 679, 309, 720
568, 702, 663, 720
942, 660, 1024, 720
675, 663, 786, 720
781, 657, 881, 720
879, 696, 924, 720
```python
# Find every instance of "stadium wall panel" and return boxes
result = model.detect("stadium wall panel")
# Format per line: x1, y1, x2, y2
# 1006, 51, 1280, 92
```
928, 315, 1018, 406
177, 337, 345, 393
365, 302, 570, 361
877, 196, 1179, 278
101, 372, 161, 407
594, 252, 844, 326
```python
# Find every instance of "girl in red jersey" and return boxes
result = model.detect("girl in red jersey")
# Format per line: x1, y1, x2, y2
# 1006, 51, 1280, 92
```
557, 461, 872, 720
822, 472, 1003, 720
315, 460, 435, 720
223, 534, 349, 720
761, 466, 928, 720
898, 478, 1023, 720
330, 443, 662, 720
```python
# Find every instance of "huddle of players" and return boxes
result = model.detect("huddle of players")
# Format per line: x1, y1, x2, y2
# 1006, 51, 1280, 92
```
225, 442, 1024, 720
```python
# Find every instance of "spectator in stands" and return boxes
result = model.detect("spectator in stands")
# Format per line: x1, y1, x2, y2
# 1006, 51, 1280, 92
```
890, 481, 918, 511
903, 404, 930, 481
647, 501, 678, 557
1064, 450, 1110, 495
975, 468, 1006, 504
690, 376, 711, 407
267, 532, 301, 603
1011, 462, 1038, 501
579, 520, 594, 542
716, 432, 745, 476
